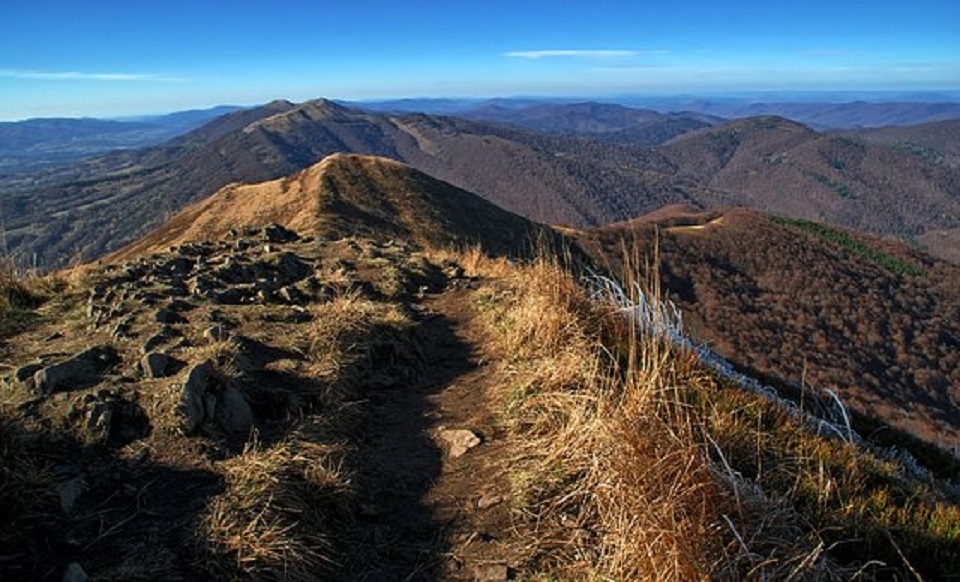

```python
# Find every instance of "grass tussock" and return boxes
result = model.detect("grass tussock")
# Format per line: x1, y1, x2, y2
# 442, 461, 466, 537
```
0, 408, 63, 579
0, 259, 43, 336
307, 290, 416, 385
476, 257, 733, 578
198, 427, 353, 580
474, 250, 960, 579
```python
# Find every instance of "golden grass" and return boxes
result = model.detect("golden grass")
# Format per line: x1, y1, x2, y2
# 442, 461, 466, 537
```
471, 248, 960, 579
307, 289, 414, 384
475, 257, 733, 578
0, 407, 62, 579
198, 427, 353, 580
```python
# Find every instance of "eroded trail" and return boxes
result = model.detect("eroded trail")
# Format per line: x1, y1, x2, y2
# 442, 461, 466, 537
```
345, 285, 516, 580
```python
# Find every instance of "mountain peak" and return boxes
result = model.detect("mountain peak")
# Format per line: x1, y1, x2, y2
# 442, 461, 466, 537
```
109, 154, 544, 262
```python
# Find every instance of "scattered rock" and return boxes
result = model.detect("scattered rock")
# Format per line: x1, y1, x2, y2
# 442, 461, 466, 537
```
62, 562, 89, 582
75, 390, 151, 445
140, 352, 174, 379
263, 223, 299, 243
155, 306, 187, 324
56, 477, 87, 513
179, 362, 213, 435
141, 327, 174, 354
34, 345, 118, 395
110, 316, 133, 339
14, 362, 44, 383
439, 428, 482, 458
203, 325, 229, 343
177, 361, 251, 438
218, 385, 253, 437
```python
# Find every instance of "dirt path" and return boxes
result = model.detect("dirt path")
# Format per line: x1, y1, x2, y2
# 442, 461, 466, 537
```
344, 285, 518, 580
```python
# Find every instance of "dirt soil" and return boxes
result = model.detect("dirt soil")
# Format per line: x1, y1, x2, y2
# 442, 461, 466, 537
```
1, 231, 523, 581
340, 287, 520, 580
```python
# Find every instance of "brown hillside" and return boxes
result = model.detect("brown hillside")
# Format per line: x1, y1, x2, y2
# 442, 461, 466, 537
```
4, 100, 959, 268
110, 154, 543, 262
578, 208, 960, 453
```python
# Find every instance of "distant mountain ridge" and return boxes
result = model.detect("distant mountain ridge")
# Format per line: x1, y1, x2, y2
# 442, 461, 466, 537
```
0, 105, 243, 175
360, 96, 960, 129
3, 98, 959, 267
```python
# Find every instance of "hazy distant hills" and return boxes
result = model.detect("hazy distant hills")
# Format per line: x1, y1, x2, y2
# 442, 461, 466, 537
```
361, 96, 960, 129
2, 98, 960, 267
661, 100, 960, 129
0, 105, 241, 174
579, 207, 960, 452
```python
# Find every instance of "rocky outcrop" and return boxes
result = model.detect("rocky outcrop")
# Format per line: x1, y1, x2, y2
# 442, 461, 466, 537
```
177, 361, 253, 439
34, 345, 118, 394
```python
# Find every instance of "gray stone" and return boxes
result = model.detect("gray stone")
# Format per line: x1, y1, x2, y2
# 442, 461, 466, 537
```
178, 361, 213, 434
276, 252, 308, 282
34, 345, 118, 395
155, 307, 186, 324
56, 477, 86, 513
140, 352, 173, 379
141, 327, 173, 354
439, 429, 481, 458
219, 385, 253, 437
14, 362, 43, 383
263, 223, 299, 243
203, 325, 229, 343
62, 562, 89, 582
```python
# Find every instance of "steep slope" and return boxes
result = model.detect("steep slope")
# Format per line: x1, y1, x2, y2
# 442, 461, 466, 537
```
111, 154, 543, 261
578, 207, 960, 453
838, 119, 960, 164
659, 116, 960, 243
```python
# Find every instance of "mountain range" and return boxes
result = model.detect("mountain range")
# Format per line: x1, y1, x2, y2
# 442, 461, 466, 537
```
2, 98, 959, 269
0, 106, 241, 175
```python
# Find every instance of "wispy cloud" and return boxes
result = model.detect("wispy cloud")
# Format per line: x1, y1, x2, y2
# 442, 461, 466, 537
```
795, 49, 859, 57
0, 69, 183, 82
504, 49, 639, 59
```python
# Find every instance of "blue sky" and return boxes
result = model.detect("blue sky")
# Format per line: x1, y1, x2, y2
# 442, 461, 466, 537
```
1, 0, 958, 119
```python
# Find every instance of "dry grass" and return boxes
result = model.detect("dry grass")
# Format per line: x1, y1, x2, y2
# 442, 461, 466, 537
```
475, 256, 733, 578
197, 426, 353, 580
472, 248, 960, 579
307, 289, 415, 384
0, 407, 63, 580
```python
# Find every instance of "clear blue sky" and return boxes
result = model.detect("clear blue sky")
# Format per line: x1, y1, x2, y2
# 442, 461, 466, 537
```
1, 0, 958, 119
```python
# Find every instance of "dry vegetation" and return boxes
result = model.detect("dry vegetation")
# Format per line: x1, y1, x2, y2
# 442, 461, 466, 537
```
2, 234, 959, 580
467, 247, 960, 579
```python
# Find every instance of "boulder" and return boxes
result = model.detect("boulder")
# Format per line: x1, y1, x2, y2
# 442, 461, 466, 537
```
439, 428, 481, 458
178, 362, 213, 434
56, 477, 87, 514
63, 562, 89, 582
177, 361, 251, 438
155, 307, 187, 324
14, 362, 44, 383
140, 352, 174, 379
218, 385, 253, 437
34, 345, 118, 395
263, 223, 299, 243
